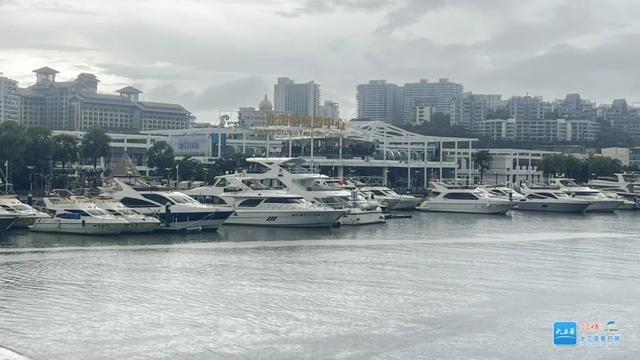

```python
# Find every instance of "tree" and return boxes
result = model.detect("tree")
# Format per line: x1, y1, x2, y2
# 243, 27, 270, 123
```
146, 140, 175, 178
52, 134, 80, 168
175, 156, 201, 181
23, 127, 53, 172
472, 150, 493, 182
81, 128, 111, 168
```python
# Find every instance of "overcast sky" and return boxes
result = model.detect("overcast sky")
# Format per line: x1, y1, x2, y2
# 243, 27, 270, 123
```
2, 0, 640, 122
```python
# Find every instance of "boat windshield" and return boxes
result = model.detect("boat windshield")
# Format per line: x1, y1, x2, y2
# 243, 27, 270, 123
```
242, 179, 268, 190
559, 179, 580, 187
87, 209, 110, 216
11, 204, 33, 211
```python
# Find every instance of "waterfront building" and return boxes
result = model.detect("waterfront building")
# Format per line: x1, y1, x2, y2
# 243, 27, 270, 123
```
414, 104, 434, 125
401, 78, 463, 122
507, 95, 545, 120
238, 95, 291, 127
472, 118, 600, 142
601, 147, 640, 168
0, 74, 19, 123
356, 80, 402, 123
15, 67, 192, 131
273, 77, 320, 117
449, 93, 487, 128
320, 101, 340, 120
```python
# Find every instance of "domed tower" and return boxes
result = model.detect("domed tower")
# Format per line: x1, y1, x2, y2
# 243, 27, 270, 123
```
258, 94, 273, 112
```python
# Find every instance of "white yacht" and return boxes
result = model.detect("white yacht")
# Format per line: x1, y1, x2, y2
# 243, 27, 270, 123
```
244, 158, 386, 225
417, 182, 514, 214
30, 196, 129, 235
549, 178, 623, 212
478, 185, 525, 201
183, 174, 346, 227
0, 195, 50, 228
93, 198, 162, 233
360, 186, 421, 210
100, 178, 234, 230
587, 173, 640, 193
515, 184, 591, 213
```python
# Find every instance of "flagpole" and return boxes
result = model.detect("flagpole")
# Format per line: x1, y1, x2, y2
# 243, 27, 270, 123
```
4, 161, 8, 194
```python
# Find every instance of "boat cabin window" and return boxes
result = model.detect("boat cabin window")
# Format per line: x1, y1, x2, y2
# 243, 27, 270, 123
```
242, 179, 267, 190
106, 209, 122, 216
121, 197, 160, 208
443, 192, 479, 200
489, 190, 506, 196
431, 191, 441, 196
263, 197, 304, 204
0, 205, 17, 212
238, 198, 264, 207
194, 195, 227, 205
142, 193, 172, 205
526, 194, 546, 200
168, 195, 199, 204
11, 204, 32, 211
64, 209, 90, 216
572, 191, 599, 197
537, 192, 556, 199
371, 190, 386, 196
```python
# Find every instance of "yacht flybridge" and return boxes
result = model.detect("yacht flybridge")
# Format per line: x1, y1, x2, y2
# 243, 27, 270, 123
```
243, 158, 385, 225
183, 173, 346, 227
101, 178, 234, 230
548, 178, 623, 212
417, 182, 514, 214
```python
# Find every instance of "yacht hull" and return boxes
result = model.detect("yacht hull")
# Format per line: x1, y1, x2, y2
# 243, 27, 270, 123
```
156, 210, 234, 230
340, 210, 386, 225
123, 220, 161, 233
513, 201, 589, 213
8, 215, 49, 229
225, 209, 345, 227
29, 219, 127, 235
584, 200, 623, 212
417, 201, 513, 214
0, 217, 16, 233
391, 197, 422, 210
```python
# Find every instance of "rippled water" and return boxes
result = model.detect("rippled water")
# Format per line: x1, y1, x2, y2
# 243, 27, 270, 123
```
1, 211, 639, 359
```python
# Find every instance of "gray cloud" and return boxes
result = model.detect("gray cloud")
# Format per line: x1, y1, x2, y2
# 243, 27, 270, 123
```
2, 0, 640, 120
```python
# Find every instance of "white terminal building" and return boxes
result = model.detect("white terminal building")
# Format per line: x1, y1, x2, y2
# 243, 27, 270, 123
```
53, 97, 555, 188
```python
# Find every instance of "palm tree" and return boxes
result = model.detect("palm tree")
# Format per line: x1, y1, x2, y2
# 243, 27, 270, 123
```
472, 150, 493, 183
81, 129, 111, 168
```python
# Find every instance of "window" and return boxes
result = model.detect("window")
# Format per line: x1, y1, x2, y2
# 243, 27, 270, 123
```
238, 198, 263, 207
526, 194, 546, 200
371, 190, 386, 196
168, 195, 198, 204
443, 192, 479, 200
263, 197, 304, 204
64, 209, 90, 216
213, 178, 228, 187
121, 197, 160, 208
142, 193, 172, 205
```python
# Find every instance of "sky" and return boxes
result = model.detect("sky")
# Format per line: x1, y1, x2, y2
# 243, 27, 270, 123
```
2, 0, 640, 122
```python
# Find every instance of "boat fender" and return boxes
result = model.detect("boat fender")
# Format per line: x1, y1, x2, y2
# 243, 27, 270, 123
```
82, 219, 86, 227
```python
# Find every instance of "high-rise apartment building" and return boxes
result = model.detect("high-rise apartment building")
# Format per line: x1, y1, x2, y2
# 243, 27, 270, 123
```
401, 78, 463, 123
356, 80, 402, 122
507, 95, 545, 120
273, 77, 320, 117
449, 93, 487, 128
0, 74, 19, 123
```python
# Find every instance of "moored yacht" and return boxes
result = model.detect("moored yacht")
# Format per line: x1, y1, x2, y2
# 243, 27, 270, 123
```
516, 184, 590, 213
30, 196, 128, 235
360, 186, 421, 210
183, 173, 346, 227
100, 178, 233, 230
417, 182, 514, 214
587, 173, 640, 193
0, 195, 50, 228
244, 158, 385, 225
93, 198, 161, 233
549, 178, 623, 212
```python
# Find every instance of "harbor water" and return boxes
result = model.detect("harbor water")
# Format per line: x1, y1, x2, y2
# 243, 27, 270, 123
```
1, 211, 639, 359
